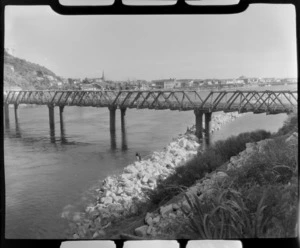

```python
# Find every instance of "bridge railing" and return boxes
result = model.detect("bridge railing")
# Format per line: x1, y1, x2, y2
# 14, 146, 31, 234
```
3, 90, 298, 113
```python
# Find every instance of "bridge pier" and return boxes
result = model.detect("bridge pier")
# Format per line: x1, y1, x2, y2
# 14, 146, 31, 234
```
59, 106, 67, 143
48, 105, 55, 132
59, 106, 64, 132
120, 108, 126, 128
194, 109, 203, 139
14, 104, 19, 123
120, 108, 127, 151
204, 112, 212, 146
109, 107, 116, 132
4, 103, 9, 125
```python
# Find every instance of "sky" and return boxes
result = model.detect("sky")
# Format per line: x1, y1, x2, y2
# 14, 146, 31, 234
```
5, 4, 297, 81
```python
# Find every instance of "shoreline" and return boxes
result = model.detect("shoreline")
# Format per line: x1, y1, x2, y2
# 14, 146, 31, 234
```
62, 112, 241, 239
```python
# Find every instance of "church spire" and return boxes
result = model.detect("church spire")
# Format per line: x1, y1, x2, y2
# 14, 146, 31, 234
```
102, 70, 105, 81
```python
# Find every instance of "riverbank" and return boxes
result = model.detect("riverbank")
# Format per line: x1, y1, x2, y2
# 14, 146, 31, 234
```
61, 112, 241, 239
124, 130, 298, 239
113, 113, 298, 239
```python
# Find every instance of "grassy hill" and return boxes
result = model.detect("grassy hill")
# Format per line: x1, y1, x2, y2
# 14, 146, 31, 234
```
4, 49, 64, 90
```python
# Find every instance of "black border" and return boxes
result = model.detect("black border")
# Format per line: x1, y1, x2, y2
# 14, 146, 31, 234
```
0, 0, 299, 248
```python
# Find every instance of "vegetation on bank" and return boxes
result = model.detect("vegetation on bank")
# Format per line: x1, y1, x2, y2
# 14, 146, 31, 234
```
4, 49, 62, 90
145, 129, 272, 206
181, 114, 298, 239
123, 114, 298, 239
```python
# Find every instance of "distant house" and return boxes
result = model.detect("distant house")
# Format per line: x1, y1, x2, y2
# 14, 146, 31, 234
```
151, 80, 164, 89
177, 79, 193, 88
234, 79, 245, 85
164, 80, 177, 89
226, 80, 234, 85
81, 84, 97, 91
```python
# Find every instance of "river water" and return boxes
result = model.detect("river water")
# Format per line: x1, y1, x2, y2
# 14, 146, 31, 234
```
4, 85, 296, 239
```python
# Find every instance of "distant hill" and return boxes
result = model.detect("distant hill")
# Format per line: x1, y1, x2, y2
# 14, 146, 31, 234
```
4, 49, 64, 90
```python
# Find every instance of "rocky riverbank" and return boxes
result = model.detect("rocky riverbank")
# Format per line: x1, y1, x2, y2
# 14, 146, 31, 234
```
127, 131, 298, 239
61, 112, 241, 239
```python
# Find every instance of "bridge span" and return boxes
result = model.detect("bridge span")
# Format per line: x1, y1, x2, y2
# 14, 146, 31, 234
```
3, 90, 298, 141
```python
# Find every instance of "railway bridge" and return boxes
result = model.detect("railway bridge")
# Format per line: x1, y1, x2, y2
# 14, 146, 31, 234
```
3, 90, 298, 140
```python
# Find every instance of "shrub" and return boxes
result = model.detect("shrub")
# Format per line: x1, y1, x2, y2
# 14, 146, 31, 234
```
145, 129, 272, 207
275, 113, 298, 137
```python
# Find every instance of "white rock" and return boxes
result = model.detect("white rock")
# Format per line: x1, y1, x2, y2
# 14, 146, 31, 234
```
101, 196, 113, 205
169, 212, 176, 219
172, 203, 180, 211
123, 165, 139, 174
73, 234, 80, 239
135, 225, 148, 237
152, 216, 161, 224
160, 204, 173, 216
147, 225, 154, 235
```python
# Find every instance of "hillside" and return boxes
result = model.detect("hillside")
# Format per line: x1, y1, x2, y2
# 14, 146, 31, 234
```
3, 49, 64, 90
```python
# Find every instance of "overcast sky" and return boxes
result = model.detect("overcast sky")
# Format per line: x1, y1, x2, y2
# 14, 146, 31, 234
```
5, 4, 297, 80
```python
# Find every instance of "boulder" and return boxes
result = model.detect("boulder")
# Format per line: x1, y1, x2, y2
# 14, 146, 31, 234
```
73, 233, 80, 239
152, 215, 161, 224
169, 213, 176, 219
147, 225, 154, 235
160, 204, 173, 216
172, 203, 180, 211
178, 138, 187, 148
142, 176, 149, 184
101, 196, 113, 205
135, 225, 149, 237
123, 165, 139, 174
72, 212, 83, 222
116, 187, 123, 195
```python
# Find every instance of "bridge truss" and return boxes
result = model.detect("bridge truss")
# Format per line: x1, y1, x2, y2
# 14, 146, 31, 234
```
4, 90, 298, 114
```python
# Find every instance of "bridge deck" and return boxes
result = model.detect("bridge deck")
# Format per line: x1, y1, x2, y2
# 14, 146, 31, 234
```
3, 90, 298, 114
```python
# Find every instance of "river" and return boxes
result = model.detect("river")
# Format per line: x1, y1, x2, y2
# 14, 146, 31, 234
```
4, 85, 296, 239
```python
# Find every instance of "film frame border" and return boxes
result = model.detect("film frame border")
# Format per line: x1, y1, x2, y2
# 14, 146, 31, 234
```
0, 0, 299, 248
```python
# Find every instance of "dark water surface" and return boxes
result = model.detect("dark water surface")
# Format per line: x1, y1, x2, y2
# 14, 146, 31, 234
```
4, 87, 295, 239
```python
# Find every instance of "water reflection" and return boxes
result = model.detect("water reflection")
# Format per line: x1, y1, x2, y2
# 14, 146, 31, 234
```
4, 118, 10, 131
50, 127, 56, 144
15, 116, 22, 138
121, 113, 128, 151
110, 130, 117, 150
60, 118, 68, 144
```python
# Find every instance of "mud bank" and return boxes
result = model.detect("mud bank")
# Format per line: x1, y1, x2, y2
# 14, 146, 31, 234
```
61, 112, 240, 239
